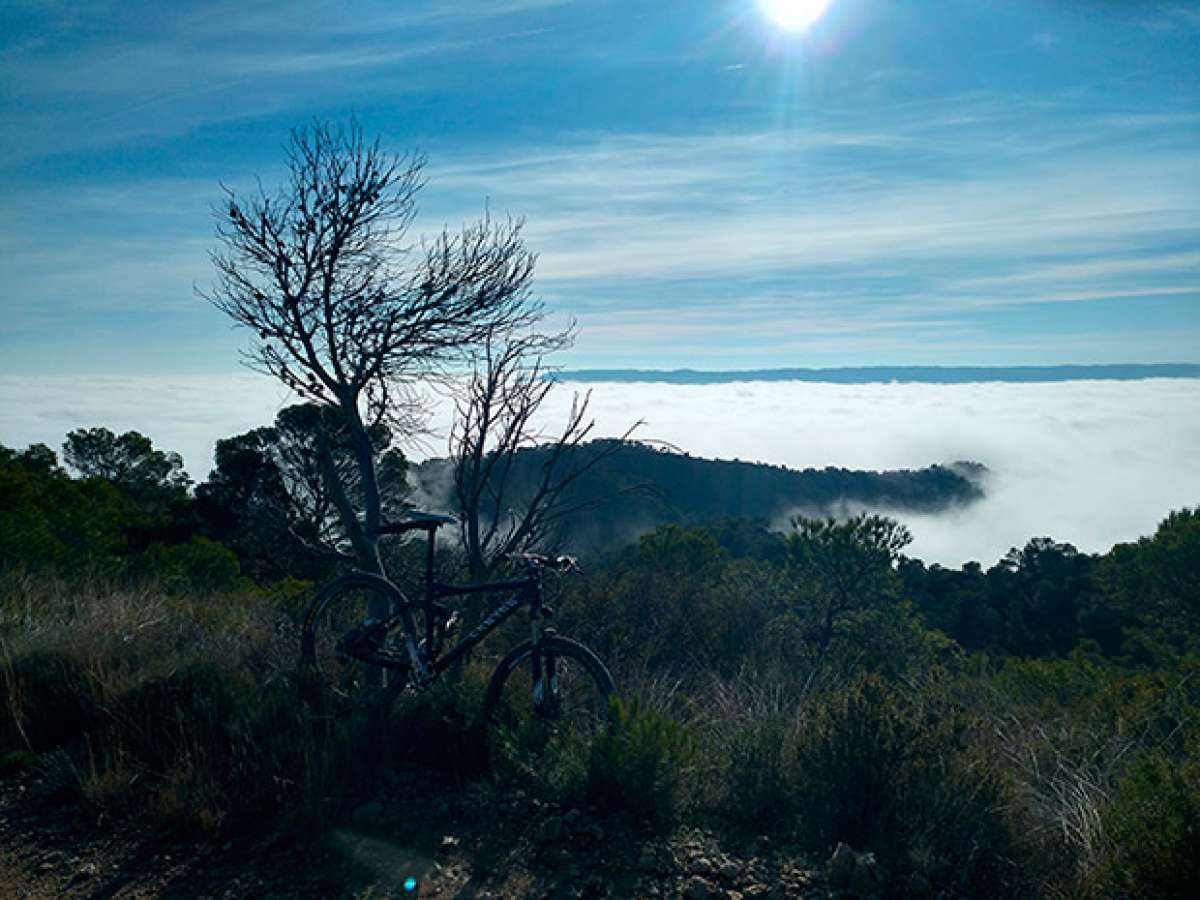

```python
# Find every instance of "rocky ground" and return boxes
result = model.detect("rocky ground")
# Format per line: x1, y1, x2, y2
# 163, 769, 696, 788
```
0, 765, 850, 899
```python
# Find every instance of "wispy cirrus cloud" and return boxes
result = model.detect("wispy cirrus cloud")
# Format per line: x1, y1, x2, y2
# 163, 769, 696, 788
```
0, 0, 571, 165
3, 94, 1197, 370
414, 102, 1197, 361
424, 106, 1199, 279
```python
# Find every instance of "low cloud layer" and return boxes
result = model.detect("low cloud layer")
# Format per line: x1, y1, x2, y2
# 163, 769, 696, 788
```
2, 375, 1197, 567
538, 378, 1200, 566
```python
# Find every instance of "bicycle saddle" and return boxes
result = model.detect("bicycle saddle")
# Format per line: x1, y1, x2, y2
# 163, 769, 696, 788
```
377, 511, 458, 534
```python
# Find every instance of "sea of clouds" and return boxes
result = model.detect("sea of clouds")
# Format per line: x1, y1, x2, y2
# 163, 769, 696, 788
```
2, 375, 1197, 567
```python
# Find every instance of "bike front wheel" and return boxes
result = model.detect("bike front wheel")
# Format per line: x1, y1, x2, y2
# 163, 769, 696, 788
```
482, 635, 616, 776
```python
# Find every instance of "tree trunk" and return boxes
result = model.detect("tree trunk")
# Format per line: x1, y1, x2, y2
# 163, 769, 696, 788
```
313, 429, 374, 568
464, 496, 485, 582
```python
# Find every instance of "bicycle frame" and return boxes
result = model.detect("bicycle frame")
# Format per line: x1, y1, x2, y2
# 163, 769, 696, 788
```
302, 521, 611, 728
420, 573, 548, 676
315, 521, 560, 687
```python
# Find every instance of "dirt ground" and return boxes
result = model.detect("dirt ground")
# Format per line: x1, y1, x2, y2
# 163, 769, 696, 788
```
0, 766, 824, 899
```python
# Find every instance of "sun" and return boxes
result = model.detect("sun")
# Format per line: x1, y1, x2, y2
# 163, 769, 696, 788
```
758, 0, 834, 32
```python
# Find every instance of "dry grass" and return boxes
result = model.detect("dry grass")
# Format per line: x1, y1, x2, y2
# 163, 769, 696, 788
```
0, 569, 350, 836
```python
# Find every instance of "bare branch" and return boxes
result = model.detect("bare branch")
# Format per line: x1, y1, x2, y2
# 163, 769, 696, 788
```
450, 323, 640, 579
202, 119, 541, 573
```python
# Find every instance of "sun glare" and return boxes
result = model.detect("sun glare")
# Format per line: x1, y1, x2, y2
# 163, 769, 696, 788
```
758, 0, 833, 32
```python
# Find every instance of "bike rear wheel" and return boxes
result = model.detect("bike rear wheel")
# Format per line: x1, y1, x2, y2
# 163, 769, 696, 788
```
299, 573, 418, 717
482, 635, 616, 776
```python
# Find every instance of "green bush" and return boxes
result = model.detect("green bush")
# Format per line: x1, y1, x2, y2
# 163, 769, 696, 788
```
0, 649, 98, 751
794, 674, 1019, 896
1091, 751, 1200, 899
585, 694, 695, 829
107, 661, 245, 769
724, 711, 798, 829
128, 537, 244, 593
389, 664, 490, 777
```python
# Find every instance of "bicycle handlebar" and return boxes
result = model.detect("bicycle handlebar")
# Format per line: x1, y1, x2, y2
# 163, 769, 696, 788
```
507, 552, 582, 575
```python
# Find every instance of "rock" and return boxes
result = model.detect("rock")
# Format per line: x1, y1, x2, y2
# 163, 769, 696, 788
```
849, 856, 883, 895
538, 816, 564, 844
439, 834, 460, 853
827, 843, 857, 887
740, 886, 769, 900
564, 808, 584, 829
691, 857, 717, 877
719, 861, 741, 882
826, 842, 883, 895
682, 876, 714, 900
639, 847, 658, 872
582, 823, 605, 842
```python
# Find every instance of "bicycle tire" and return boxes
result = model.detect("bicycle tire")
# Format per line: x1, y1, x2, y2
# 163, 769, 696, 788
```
482, 634, 616, 773
299, 572, 419, 717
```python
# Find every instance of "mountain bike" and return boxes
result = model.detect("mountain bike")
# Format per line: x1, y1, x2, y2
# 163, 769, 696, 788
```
299, 511, 616, 758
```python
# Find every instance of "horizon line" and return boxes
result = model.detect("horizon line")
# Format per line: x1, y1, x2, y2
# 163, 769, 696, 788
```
553, 363, 1200, 385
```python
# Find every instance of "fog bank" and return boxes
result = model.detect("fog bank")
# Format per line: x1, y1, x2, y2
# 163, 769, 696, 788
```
534, 378, 1200, 566
2, 375, 1197, 567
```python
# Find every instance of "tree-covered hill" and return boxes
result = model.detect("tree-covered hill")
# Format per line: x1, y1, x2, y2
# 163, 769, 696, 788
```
412, 439, 986, 552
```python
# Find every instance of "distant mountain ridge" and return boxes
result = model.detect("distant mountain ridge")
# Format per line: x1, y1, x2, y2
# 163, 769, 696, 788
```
555, 364, 1200, 385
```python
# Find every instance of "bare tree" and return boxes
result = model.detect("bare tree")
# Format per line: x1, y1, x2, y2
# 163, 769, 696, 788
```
451, 326, 640, 580
202, 119, 539, 576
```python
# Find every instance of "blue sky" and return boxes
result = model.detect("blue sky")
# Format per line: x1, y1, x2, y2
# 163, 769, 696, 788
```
2, 0, 1198, 373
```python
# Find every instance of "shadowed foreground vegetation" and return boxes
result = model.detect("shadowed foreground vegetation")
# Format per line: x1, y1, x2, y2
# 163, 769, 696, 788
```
2, 439, 1199, 898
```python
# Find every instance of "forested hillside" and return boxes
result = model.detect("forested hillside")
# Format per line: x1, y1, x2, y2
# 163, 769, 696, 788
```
413, 439, 986, 553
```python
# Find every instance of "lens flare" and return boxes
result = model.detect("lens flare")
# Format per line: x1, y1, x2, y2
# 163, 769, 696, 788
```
758, 0, 833, 32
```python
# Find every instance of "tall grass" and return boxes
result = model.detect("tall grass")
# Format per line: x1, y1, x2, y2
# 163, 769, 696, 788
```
0, 570, 357, 835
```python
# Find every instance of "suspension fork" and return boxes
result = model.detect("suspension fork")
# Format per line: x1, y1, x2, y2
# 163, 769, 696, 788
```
528, 579, 558, 712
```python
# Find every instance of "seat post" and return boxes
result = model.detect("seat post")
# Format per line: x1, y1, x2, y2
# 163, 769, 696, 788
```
424, 526, 436, 596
